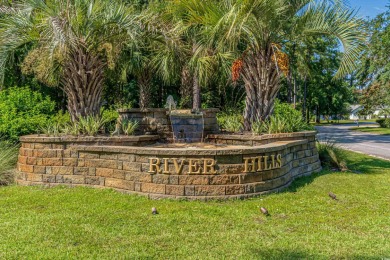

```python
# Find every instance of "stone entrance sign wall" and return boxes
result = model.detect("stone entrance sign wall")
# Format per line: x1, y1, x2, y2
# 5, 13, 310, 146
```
16, 132, 320, 200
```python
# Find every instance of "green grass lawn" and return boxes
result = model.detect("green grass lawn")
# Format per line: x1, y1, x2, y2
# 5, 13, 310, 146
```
0, 151, 389, 259
351, 126, 390, 135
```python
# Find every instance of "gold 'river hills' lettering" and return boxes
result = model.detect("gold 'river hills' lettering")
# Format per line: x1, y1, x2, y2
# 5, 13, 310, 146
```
148, 158, 216, 175
243, 154, 282, 173
147, 153, 282, 175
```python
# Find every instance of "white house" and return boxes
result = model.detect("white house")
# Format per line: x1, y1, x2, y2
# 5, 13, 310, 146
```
349, 105, 364, 120
348, 104, 387, 120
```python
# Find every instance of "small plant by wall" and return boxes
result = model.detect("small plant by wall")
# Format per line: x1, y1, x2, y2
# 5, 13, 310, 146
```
316, 140, 348, 171
0, 139, 19, 185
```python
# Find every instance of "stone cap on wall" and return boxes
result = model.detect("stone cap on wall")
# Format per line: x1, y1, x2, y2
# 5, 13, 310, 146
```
75, 139, 308, 156
208, 131, 317, 141
20, 135, 160, 143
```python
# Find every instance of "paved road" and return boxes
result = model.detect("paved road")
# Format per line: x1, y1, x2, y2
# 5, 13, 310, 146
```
315, 123, 390, 160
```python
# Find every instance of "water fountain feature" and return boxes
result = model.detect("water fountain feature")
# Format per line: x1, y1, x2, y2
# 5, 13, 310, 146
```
170, 111, 204, 143
165, 95, 205, 143
165, 95, 177, 111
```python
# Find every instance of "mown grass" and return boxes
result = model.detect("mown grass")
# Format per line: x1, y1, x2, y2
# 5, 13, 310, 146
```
351, 126, 390, 135
0, 151, 389, 259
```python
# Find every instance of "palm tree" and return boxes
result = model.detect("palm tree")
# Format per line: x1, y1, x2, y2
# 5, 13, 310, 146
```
0, 0, 139, 121
116, 2, 189, 109
171, 0, 365, 130
145, 0, 230, 110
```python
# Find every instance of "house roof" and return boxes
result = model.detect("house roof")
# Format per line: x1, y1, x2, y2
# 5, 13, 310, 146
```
349, 104, 362, 113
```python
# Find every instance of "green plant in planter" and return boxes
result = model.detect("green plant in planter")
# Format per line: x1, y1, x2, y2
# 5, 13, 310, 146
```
252, 102, 314, 134
252, 116, 286, 134
61, 122, 80, 136
251, 121, 263, 134
122, 120, 139, 135
78, 116, 108, 136
217, 113, 243, 133
39, 122, 62, 136
102, 109, 120, 133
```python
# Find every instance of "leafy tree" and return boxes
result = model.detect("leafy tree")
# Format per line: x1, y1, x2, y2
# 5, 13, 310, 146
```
0, 0, 139, 121
357, 7, 390, 117
361, 9, 390, 83
360, 83, 390, 117
297, 37, 353, 122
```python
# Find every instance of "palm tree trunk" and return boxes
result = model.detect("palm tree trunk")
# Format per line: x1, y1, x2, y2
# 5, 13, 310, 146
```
192, 43, 201, 110
180, 66, 192, 108
192, 71, 201, 110
293, 77, 297, 108
139, 69, 152, 109
287, 73, 293, 103
303, 76, 307, 120
316, 105, 320, 123
242, 48, 281, 130
61, 46, 105, 122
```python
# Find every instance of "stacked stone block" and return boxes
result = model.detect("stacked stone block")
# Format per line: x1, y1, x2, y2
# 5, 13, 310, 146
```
17, 132, 320, 200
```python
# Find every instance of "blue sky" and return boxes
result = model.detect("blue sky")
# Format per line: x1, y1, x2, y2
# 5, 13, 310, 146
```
350, 0, 388, 19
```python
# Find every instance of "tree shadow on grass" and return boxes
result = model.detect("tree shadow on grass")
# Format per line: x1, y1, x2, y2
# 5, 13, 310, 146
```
250, 248, 381, 259
283, 155, 390, 194
284, 170, 331, 193
344, 157, 390, 174
250, 248, 316, 259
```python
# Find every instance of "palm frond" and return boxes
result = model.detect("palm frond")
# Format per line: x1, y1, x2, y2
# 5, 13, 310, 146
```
299, 2, 366, 77
0, 8, 35, 85
0, 5, 19, 14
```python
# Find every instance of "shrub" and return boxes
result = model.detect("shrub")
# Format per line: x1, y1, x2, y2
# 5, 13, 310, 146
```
316, 140, 348, 171
0, 87, 56, 141
217, 113, 243, 133
0, 139, 19, 185
252, 101, 313, 134
273, 101, 314, 132
376, 118, 390, 128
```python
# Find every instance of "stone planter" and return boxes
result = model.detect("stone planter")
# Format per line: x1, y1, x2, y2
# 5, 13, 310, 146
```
16, 131, 321, 200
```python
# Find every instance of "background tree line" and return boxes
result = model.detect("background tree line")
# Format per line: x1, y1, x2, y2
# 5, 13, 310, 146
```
0, 0, 373, 139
